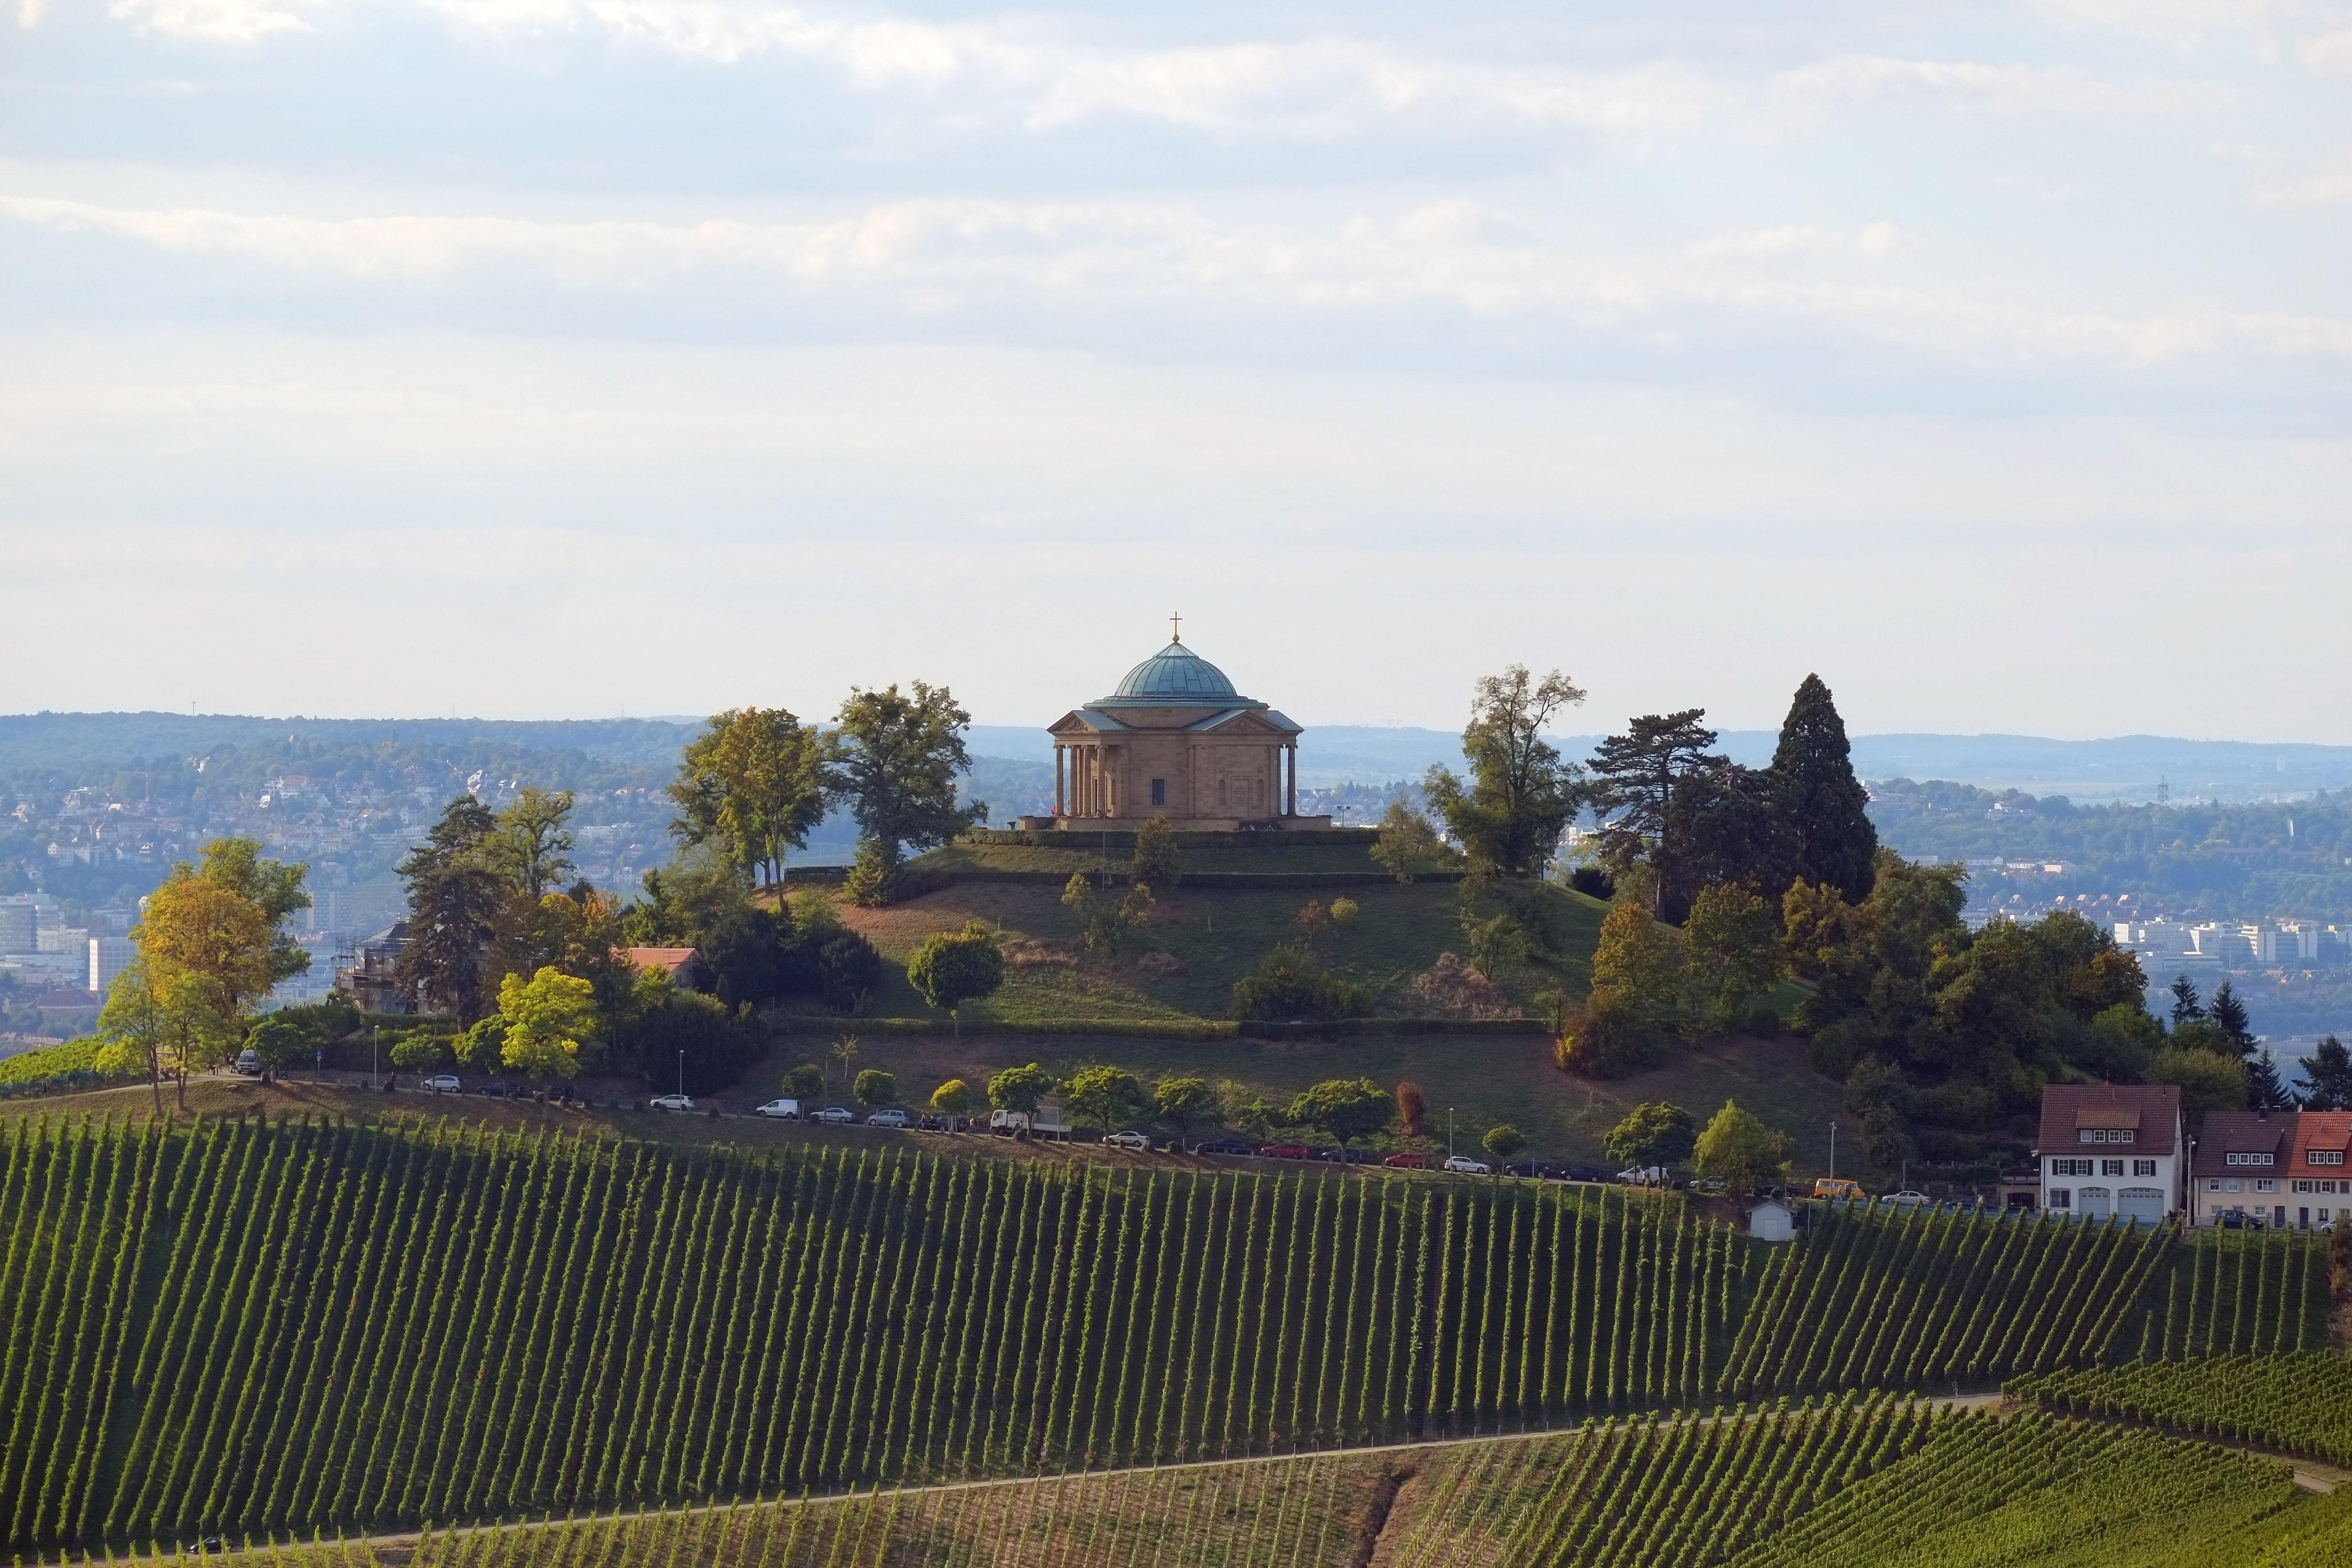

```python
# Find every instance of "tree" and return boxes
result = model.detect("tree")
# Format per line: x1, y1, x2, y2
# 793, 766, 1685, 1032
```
1586, 710, 1721, 885
1062, 873, 1151, 958
2247, 1049, 2291, 1112
1682, 883, 1785, 1034
388, 1029, 451, 1070
1692, 1101, 1793, 1195
1395, 1079, 1428, 1134
1603, 1101, 1696, 1170
1370, 798, 1456, 883
826, 681, 986, 905
1420, 665, 1587, 877
854, 1068, 899, 1108
905, 920, 1005, 1037
818, 932, 884, 1014
2154, 1045, 2246, 1122
1768, 674, 1878, 903
2298, 1035, 2352, 1111
1153, 1075, 1217, 1146
670, 708, 830, 889
195, 836, 312, 992
136, 863, 278, 1028
829, 1032, 862, 1086
1064, 1065, 1147, 1137
489, 788, 576, 902
1131, 813, 1182, 890
493, 966, 598, 1078
781, 1062, 826, 1099
2208, 980, 2256, 1057
1588, 869, 1679, 1021
1655, 762, 1799, 921
245, 1013, 305, 1080
93, 954, 170, 1116
931, 1077, 977, 1117
1231, 943, 1366, 1022
2169, 976, 2205, 1027
988, 1061, 1056, 1118
1481, 1124, 1528, 1161
1285, 1077, 1393, 1149
396, 796, 502, 1020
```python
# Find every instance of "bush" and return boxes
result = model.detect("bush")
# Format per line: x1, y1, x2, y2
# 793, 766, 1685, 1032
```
1567, 865, 1616, 900
843, 842, 898, 907
1555, 993, 1665, 1078
616, 990, 765, 1095
818, 931, 884, 1013
1481, 1123, 1528, 1160
388, 1029, 451, 1070
1130, 813, 1183, 890
1231, 943, 1370, 1022
906, 921, 1005, 1033
1744, 1004, 1783, 1038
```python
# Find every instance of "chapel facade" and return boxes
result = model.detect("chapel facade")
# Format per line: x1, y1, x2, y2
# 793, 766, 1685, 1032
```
1020, 627, 1332, 831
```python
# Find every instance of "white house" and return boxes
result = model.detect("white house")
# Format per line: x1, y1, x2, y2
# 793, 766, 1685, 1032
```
2035, 1083, 2185, 1225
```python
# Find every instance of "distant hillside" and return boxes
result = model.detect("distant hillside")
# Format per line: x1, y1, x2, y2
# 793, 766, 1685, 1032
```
0, 711, 701, 772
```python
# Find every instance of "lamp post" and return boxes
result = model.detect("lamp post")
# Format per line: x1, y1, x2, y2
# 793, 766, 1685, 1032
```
678, 1049, 685, 1100
1829, 1121, 1838, 1183
1447, 1107, 1455, 1161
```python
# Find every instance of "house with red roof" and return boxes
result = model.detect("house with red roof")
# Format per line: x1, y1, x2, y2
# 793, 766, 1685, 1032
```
2034, 1083, 2184, 1224
623, 946, 707, 991
2199, 1109, 2352, 1229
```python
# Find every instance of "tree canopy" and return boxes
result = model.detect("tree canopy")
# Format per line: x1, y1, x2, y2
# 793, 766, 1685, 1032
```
1604, 1101, 1696, 1169
1284, 1077, 1393, 1148
1693, 1101, 1794, 1195
905, 920, 1005, 1036
1770, 674, 1879, 902
669, 707, 828, 889
827, 681, 985, 905
1420, 665, 1586, 878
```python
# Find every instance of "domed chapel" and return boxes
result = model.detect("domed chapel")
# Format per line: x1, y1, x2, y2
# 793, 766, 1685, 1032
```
1021, 617, 1334, 830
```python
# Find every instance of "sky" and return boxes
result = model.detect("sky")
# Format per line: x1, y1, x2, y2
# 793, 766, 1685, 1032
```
4, 1, 2352, 739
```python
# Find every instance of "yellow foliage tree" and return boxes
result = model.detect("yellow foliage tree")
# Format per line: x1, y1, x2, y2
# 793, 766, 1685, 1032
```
494, 966, 600, 1080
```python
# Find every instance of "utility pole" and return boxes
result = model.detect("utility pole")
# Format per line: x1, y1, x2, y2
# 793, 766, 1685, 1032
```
1829, 1121, 1838, 1182
678, 1049, 686, 1099
1448, 1107, 1455, 1160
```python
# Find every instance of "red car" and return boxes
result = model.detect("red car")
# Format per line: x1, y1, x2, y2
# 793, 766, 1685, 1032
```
1383, 1152, 1429, 1169
1262, 1143, 1313, 1160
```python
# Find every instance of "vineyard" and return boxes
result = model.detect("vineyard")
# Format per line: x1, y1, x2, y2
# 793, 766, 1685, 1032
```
133, 1407, 2350, 1568
0, 1112, 2341, 1563
1716, 1202, 2327, 1400
2010, 1353, 2352, 1466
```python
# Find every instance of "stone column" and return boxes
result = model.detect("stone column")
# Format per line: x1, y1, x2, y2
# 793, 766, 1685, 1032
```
1055, 746, 1065, 816
1286, 745, 1297, 817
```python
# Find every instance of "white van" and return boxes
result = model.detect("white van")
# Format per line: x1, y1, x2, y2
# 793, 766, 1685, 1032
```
234, 1050, 262, 1077
754, 1099, 803, 1120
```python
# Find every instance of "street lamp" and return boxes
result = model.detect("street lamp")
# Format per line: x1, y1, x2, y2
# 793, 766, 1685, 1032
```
1829, 1120, 1838, 1182
678, 1049, 685, 1100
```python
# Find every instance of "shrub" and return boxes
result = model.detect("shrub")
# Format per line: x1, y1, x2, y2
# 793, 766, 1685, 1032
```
1130, 813, 1183, 890
843, 842, 897, 906
1555, 993, 1665, 1078
905, 920, 1004, 1036
388, 1029, 451, 1070
1231, 943, 1369, 1022
617, 988, 765, 1094
818, 931, 884, 1013
1395, 1079, 1428, 1134
1567, 865, 1616, 899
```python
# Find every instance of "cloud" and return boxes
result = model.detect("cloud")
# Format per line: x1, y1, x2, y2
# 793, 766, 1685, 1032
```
1773, 55, 2229, 118
2301, 26, 2352, 78
109, 0, 318, 41
11, 190, 2351, 368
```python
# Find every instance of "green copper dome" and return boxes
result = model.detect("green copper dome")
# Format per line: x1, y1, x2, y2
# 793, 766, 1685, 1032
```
1103, 641, 1243, 704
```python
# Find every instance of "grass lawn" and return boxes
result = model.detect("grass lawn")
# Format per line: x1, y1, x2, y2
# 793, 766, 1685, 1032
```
912, 835, 1395, 876
826, 877, 1608, 1025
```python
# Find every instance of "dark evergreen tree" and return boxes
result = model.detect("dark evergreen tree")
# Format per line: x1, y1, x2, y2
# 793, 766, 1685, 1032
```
1655, 760, 1798, 923
2208, 980, 2255, 1056
1587, 709, 1720, 881
393, 795, 502, 1021
2168, 975, 2204, 1026
1768, 674, 1878, 902
2295, 1035, 2352, 1110
2247, 1048, 2291, 1111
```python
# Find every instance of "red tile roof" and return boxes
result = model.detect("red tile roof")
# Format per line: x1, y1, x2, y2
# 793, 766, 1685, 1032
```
624, 946, 700, 979
2290, 1112, 2351, 1179
2037, 1084, 2180, 1157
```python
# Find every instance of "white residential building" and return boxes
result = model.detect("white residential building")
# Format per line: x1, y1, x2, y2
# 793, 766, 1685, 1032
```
2035, 1084, 2186, 1225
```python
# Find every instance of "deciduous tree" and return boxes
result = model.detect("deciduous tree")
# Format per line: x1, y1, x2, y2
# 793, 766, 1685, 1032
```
1130, 813, 1183, 890
1421, 665, 1586, 877
1603, 1101, 1696, 1170
854, 1068, 899, 1108
1065, 1065, 1147, 1136
1153, 1075, 1217, 1145
1683, 882, 1785, 1034
494, 966, 598, 1079
930, 1077, 977, 1116
906, 920, 1005, 1037
670, 708, 829, 889
988, 1061, 1056, 1117
827, 681, 986, 905
1369, 798, 1456, 883
1692, 1101, 1793, 1195
1481, 1124, 1528, 1161
1285, 1077, 1392, 1149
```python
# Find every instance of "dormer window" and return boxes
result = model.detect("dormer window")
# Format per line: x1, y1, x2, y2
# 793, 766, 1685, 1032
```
2224, 1152, 2276, 1167
2311, 1150, 2345, 1167
2078, 1127, 2135, 1145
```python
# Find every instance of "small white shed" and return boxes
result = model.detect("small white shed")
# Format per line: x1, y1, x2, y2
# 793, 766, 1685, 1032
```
1747, 1199, 1796, 1243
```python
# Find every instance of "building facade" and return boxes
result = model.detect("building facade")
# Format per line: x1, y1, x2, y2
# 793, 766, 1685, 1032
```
2035, 1083, 2185, 1224
1024, 630, 1333, 831
2193, 1109, 2352, 1229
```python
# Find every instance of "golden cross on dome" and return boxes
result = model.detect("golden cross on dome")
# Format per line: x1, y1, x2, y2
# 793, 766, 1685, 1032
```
1169, 611, 1183, 644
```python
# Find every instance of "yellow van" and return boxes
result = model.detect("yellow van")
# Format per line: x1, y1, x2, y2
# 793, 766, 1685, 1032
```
1813, 1177, 1867, 1201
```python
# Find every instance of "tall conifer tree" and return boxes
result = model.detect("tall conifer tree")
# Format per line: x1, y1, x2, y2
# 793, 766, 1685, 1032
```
1768, 674, 1877, 902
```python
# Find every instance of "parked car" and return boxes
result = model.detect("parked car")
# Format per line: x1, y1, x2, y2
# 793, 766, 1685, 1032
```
1562, 1164, 1608, 1183
754, 1098, 803, 1120
1104, 1130, 1153, 1150
1502, 1161, 1559, 1180
1691, 1177, 1729, 1196
1444, 1155, 1493, 1175
1195, 1137, 1257, 1157
1262, 1143, 1313, 1160
1319, 1148, 1372, 1164
1383, 1152, 1429, 1170
1617, 1165, 1670, 1184
545, 1084, 574, 1104
483, 1079, 521, 1099
422, 1074, 462, 1094
866, 1108, 910, 1128
812, 1106, 856, 1125
233, 1049, 262, 1077
1882, 1189, 1932, 1208
649, 1093, 695, 1112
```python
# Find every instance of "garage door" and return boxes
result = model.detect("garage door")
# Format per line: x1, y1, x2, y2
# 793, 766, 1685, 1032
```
2119, 1187, 2166, 1226
2077, 1186, 2111, 1219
